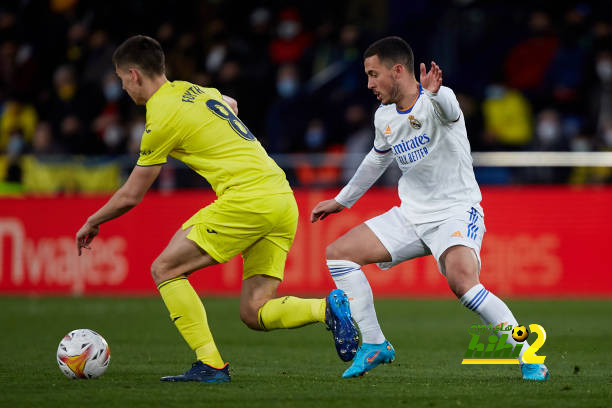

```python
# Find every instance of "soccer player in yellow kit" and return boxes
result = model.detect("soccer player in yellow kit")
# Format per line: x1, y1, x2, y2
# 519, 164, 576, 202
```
75, 35, 358, 383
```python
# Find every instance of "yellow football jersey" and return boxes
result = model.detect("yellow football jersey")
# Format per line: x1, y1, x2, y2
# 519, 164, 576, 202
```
137, 81, 292, 197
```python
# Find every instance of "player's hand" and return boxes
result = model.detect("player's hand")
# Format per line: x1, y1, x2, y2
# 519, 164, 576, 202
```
310, 199, 345, 223
76, 221, 99, 256
420, 61, 443, 94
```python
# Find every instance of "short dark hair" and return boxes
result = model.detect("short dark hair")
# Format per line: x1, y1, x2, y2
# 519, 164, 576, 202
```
112, 35, 165, 76
363, 36, 414, 73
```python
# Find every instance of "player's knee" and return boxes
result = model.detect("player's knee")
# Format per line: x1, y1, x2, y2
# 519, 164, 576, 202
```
151, 258, 171, 286
443, 247, 479, 297
446, 264, 478, 297
239, 305, 262, 331
326, 241, 352, 262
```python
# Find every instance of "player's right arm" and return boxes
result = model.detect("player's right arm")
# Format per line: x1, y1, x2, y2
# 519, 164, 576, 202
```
76, 112, 177, 255
311, 148, 393, 223
76, 164, 161, 255
311, 115, 394, 223
310, 199, 345, 222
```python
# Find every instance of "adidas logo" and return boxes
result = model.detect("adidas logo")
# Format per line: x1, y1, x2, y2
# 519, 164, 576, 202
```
451, 231, 463, 238
384, 125, 391, 135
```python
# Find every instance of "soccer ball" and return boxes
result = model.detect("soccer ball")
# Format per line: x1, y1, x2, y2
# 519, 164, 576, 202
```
57, 329, 111, 379
512, 325, 529, 342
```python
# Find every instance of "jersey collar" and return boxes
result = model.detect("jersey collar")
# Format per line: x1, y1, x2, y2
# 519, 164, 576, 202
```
146, 80, 171, 108
396, 83, 423, 114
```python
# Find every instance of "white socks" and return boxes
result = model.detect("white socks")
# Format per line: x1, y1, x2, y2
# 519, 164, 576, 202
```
460, 283, 529, 362
327, 260, 385, 344
327, 262, 529, 362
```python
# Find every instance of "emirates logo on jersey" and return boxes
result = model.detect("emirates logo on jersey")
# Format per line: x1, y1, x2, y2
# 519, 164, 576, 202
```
391, 133, 431, 165
408, 115, 422, 129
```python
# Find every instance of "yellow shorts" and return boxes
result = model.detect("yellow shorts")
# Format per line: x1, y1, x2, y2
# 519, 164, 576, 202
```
182, 192, 298, 281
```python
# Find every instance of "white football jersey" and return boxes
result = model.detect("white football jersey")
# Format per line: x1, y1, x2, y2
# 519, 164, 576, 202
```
373, 84, 482, 223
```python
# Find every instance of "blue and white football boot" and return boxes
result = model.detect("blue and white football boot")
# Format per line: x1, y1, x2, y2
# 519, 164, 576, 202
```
521, 363, 550, 381
342, 340, 395, 378
160, 361, 230, 383
325, 289, 359, 362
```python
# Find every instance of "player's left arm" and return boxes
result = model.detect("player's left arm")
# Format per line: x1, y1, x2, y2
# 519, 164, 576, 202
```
75, 164, 162, 255
222, 95, 238, 115
419, 61, 461, 123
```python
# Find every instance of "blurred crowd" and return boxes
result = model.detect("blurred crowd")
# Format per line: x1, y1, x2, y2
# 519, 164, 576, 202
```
1, 0, 611, 187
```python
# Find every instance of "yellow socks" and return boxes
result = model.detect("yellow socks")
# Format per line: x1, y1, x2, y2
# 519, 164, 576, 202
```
258, 296, 326, 330
157, 276, 224, 368
159, 277, 326, 359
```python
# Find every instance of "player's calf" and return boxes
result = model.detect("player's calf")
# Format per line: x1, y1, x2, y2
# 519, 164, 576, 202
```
255, 296, 327, 331
240, 302, 264, 330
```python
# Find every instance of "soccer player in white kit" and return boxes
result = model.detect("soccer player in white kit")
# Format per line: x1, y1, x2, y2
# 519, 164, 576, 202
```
311, 37, 550, 381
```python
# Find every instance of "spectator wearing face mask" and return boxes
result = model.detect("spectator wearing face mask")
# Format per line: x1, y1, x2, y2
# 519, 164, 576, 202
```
276, 64, 300, 99
92, 71, 126, 154
534, 109, 565, 149
522, 108, 571, 183
295, 118, 344, 187
269, 8, 313, 65
265, 64, 311, 154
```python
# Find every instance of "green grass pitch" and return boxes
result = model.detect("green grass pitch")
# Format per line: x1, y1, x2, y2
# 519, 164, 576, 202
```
0, 297, 610, 407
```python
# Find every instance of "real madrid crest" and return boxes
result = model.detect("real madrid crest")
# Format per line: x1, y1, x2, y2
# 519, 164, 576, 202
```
408, 115, 422, 129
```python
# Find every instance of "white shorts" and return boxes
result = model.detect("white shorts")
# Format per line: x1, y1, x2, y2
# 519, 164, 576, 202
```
364, 206, 485, 276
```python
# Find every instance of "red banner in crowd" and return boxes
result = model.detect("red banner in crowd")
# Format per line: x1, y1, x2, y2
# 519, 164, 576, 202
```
1, 187, 611, 297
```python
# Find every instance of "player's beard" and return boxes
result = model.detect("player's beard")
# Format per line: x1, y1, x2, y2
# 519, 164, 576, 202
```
388, 79, 402, 105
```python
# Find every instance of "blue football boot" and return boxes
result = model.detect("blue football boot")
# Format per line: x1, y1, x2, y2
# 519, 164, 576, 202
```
342, 341, 395, 378
160, 361, 230, 383
521, 363, 550, 381
325, 289, 359, 362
